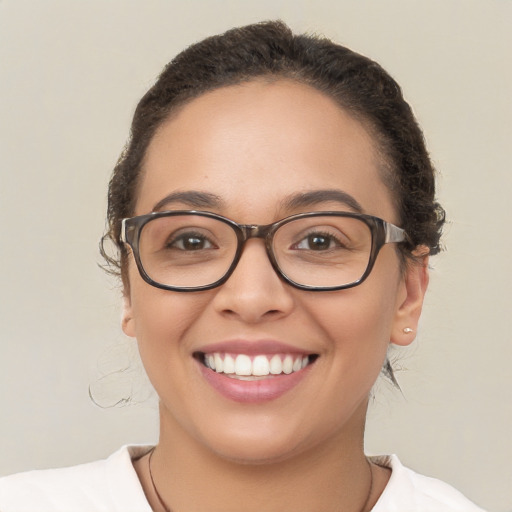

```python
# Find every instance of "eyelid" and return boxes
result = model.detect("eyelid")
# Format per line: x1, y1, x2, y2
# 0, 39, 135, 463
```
299, 228, 343, 246
165, 228, 217, 249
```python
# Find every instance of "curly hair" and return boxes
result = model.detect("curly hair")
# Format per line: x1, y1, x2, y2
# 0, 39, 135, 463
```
102, 20, 445, 286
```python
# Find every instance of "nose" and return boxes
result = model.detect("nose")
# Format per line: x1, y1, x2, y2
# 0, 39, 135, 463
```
212, 239, 295, 324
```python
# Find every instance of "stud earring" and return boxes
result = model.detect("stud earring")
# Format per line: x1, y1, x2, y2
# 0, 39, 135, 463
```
403, 327, 414, 334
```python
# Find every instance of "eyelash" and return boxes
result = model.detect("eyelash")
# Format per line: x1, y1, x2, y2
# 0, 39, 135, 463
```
166, 231, 216, 250
292, 230, 346, 250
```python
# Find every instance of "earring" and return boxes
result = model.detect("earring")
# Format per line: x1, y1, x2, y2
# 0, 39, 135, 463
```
403, 327, 414, 334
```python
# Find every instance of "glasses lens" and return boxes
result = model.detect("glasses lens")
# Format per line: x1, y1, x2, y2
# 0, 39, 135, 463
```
138, 215, 238, 288
273, 216, 372, 288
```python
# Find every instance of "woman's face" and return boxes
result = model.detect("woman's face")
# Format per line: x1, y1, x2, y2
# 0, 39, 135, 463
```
123, 80, 427, 463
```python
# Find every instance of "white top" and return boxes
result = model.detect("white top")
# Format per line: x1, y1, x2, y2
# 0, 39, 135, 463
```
0, 446, 486, 511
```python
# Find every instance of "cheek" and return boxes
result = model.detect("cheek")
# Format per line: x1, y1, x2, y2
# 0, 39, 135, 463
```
308, 270, 402, 376
126, 283, 217, 417
314, 288, 397, 345
125, 266, 212, 376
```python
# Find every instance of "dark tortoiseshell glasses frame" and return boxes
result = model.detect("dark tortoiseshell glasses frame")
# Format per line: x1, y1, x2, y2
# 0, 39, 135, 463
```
120, 210, 408, 292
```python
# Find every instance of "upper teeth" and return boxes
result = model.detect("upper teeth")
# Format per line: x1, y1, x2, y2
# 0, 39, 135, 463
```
204, 353, 309, 377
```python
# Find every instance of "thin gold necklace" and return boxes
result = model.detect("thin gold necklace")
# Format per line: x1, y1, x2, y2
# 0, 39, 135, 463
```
147, 447, 374, 512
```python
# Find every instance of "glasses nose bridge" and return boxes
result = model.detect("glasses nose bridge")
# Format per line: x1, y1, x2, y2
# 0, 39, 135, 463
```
239, 223, 273, 241
231, 223, 277, 280
237, 223, 275, 260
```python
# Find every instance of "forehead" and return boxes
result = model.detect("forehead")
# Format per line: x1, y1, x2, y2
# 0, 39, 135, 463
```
137, 80, 396, 222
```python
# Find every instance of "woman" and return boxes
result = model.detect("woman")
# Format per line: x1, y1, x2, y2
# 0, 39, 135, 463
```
0, 21, 485, 512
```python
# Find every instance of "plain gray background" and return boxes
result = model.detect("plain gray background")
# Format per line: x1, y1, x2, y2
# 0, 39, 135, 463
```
0, 1, 511, 510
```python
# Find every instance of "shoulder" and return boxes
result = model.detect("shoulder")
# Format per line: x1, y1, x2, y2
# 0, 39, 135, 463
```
0, 445, 153, 512
371, 455, 487, 512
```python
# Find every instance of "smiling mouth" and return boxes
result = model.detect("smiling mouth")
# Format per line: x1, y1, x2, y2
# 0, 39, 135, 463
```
194, 352, 318, 380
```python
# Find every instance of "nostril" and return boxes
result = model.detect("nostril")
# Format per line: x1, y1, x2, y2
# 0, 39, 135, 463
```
263, 309, 284, 319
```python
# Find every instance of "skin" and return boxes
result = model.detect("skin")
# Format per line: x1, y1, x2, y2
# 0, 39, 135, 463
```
123, 80, 429, 512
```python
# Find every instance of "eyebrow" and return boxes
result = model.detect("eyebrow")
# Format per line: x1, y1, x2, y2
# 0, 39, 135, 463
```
152, 188, 364, 215
152, 191, 225, 211
281, 189, 364, 213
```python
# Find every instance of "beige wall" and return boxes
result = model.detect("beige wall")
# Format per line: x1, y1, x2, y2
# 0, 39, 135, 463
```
0, 1, 510, 510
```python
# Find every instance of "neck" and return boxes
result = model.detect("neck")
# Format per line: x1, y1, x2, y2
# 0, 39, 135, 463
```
139, 401, 381, 512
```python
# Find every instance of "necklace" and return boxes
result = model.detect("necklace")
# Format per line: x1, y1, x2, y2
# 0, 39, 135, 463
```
360, 457, 375, 512
147, 447, 374, 512
148, 447, 172, 512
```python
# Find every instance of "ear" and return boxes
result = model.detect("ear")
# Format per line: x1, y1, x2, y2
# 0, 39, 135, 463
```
121, 293, 136, 338
390, 248, 430, 346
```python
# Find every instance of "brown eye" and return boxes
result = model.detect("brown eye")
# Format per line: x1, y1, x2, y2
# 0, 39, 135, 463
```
307, 234, 331, 251
293, 232, 341, 251
168, 233, 215, 251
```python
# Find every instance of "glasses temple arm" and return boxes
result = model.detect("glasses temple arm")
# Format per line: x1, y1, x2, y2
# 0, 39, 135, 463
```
120, 219, 128, 243
384, 222, 407, 244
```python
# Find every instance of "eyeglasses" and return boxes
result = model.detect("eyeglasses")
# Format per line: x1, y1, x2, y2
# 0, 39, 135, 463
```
120, 210, 407, 292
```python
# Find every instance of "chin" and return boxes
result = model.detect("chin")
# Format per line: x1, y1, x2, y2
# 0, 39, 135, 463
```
208, 437, 308, 466
191, 411, 343, 467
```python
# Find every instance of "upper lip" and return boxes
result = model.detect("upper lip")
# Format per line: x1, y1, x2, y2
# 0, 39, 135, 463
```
193, 339, 316, 356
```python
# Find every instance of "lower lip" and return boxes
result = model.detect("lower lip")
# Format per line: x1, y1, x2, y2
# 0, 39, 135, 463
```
197, 361, 312, 403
